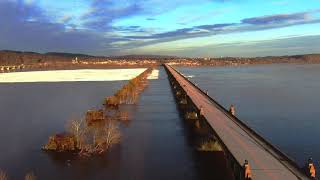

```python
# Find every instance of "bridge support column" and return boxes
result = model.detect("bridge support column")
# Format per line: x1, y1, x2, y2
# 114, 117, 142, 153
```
224, 148, 244, 180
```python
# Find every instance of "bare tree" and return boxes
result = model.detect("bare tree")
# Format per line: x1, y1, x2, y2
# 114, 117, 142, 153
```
25, 172, 36, 180
66, 117, 85, 149
78, 120, 121, 155
0, 170, 8, 180
95, 120, 121, 153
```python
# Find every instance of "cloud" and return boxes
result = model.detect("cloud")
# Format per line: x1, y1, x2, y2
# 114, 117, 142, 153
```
186, 35, 320, 57
121, 10, 320, 48
59, 15, 72, 24
112, 25, 148, 33
82, 1, 142, 31
0, 0, 123, 55
241, 12, 309, 25
196, 23, 236, 30
126, 35, 320, 57
146, 18, 156, 21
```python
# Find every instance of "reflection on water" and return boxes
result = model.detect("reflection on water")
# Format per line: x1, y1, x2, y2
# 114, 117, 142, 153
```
177, 64, 320, 169
0, 67, 232, 179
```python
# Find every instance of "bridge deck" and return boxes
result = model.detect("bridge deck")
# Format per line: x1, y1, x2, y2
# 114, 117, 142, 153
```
165, 64, 309, 180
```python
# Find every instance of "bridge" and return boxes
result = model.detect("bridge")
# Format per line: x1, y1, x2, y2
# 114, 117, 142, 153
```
164, 64, 310, 180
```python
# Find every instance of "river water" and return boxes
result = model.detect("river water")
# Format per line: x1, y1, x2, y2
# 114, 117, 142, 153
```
177, 64, 320, 170
1, 64, 318, 179
0, 67, 231, 179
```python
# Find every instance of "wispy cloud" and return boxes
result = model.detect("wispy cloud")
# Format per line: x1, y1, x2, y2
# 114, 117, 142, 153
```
0, 1, 125, 54
82, 1, 142, 31
146, 18, 156, 21
126, 35, 320, 57
121, 10, 320, 48
241, 12, 310, 25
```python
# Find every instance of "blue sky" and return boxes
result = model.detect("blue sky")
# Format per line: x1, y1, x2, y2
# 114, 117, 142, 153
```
0, 0, 320, 57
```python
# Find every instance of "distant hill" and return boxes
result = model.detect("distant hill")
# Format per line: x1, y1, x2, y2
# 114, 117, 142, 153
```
45, 52, 94, 58
110, 54, 183, 60
0, 49, 319, 65
0, 50, 185, 65
0, 50, 75, 65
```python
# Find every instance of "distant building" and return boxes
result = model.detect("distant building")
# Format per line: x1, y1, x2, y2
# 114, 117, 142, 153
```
72, 57, 79, 64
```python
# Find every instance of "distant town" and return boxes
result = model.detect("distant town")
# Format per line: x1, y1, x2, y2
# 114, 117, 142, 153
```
1, 50, 320, 72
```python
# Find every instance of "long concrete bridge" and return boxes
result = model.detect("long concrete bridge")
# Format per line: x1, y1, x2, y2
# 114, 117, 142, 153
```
164, 64, 311, 180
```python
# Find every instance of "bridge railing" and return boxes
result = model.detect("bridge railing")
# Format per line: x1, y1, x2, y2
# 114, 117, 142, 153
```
165, 64, 308, 179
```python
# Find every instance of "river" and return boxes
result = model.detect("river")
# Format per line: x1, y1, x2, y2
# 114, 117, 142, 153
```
0, 67, 231, 179
1, 64, 318, 179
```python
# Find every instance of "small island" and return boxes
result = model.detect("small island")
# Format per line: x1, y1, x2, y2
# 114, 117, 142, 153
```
42, 68, 153, 156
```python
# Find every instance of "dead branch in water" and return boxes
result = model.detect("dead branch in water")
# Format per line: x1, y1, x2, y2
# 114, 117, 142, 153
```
25, 172, 37, 180
0, 170, 8, 180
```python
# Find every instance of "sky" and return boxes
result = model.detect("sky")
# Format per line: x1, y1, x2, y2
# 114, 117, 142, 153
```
0, 0, 320, 57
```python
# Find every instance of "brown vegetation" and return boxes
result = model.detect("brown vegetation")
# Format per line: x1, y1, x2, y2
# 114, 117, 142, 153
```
79, 120, 121, 156
197, 139, 223, 152
185, 112, 198, 120
0, 170, 37, 180
85, 110, 105, 126
116, 111, 129, 121
104, 96, 119, 109
104, 68, 152, 107
0, 170, 8, 180
43, 116, 121, 156
25, 172, 36, 180
42, 133, 77, 152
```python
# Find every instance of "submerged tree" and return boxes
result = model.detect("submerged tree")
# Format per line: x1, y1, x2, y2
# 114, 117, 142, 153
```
197, 138, 223, 152
44, 115, 121, 156
66, 117, 86, 150
43, 68, 152, 156
79, 120, 121, 155
0, 170, 8, 180
91, 120, 121, 154
104, 68, 153, 107
25, 172, 36, 180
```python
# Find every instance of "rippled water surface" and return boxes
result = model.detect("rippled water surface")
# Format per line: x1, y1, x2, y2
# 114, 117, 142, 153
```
0, 67, 231, 179
177, 64, 320, 168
